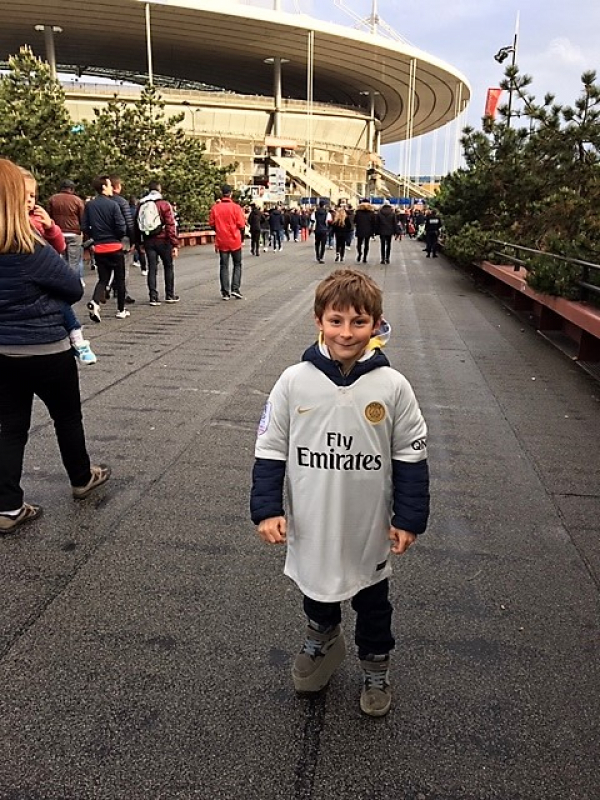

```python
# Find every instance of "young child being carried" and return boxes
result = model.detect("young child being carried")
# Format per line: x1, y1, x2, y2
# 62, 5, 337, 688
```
250, 268, 429, 717
23, 171, 96, 364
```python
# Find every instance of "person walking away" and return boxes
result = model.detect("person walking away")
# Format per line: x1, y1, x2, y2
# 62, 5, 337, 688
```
290, 208, 301, 242
82, 175, 128, 322
109, 175, 136, 304
376, 200, 397, 264
250, 268, 429, 716
345, 205, 355, 250
424, 209, 443, 258
354, 199, 376, 264
0, 158, 111, 534
48, 179, 85, 279
128, 196, 147, 274
283, 208, 291, 242
332, 207, 352, 263
268, 205, 284, 251
23, 169, 96, 365
136, 180, 180, 306
260, 209, 270, 252
299, 210, 310, 242
311, 201, 331, 263
247, 204, 263, 256
208, 185, 246, 300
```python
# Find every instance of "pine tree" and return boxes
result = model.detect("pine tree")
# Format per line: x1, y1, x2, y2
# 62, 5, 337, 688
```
0, 47, 78, 200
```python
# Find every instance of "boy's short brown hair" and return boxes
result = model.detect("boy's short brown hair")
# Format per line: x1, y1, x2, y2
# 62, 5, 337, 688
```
314, 269, 383, 321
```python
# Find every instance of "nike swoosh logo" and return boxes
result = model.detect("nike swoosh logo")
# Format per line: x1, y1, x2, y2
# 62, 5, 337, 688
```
297, 407, 314, 414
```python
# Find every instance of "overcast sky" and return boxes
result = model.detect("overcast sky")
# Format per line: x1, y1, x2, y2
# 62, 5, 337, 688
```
287, 0, 600, 178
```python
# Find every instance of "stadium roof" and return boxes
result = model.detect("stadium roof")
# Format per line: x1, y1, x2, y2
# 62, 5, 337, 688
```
1, 0, 471, 144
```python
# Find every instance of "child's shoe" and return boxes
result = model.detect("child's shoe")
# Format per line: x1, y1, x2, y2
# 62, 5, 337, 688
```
292, 622, 345, 693
74, 341, 97, 365
359, 654, 392, 717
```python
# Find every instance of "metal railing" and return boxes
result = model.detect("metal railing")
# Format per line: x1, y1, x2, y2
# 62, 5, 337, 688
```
490, 240, 600, 303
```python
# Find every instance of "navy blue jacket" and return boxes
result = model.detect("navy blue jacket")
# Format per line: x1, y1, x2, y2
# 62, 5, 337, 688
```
82, 194, 126, 244
313, 207, 330, 234
0, 243, 84, 346
111, 193, 135, 243
269, 209, 283, 232
250, 343, 430, 535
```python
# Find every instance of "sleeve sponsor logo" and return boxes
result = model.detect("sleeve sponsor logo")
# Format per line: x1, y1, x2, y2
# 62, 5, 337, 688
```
364, 401, 386, 424
411, 437, 427, 451
257, 401, 272, 435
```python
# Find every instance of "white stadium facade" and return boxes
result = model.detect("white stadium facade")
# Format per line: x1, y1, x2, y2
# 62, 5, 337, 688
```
1, 0, 471, 204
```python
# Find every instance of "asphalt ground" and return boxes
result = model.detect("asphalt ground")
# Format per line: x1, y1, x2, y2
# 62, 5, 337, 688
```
0, 236, 599, 800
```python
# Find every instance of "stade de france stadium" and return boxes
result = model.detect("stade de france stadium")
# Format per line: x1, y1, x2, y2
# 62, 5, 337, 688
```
1, 0, 470, 204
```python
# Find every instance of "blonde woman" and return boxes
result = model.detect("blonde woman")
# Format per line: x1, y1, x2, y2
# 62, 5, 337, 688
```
0, 158, 111, 534
332, 206, 352, 263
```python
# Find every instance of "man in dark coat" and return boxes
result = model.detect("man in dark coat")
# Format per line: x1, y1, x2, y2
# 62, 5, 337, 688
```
376, 201, 398, 264
354, 200, 376, 264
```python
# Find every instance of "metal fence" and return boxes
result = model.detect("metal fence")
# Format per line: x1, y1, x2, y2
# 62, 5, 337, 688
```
490, 240, 600, 303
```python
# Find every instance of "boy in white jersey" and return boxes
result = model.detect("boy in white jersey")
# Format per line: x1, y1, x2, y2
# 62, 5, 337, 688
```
250, 269, 429, 717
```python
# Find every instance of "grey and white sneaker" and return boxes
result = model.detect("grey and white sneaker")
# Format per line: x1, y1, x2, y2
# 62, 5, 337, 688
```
359, 654, 392, 717
292, 622, 345, 693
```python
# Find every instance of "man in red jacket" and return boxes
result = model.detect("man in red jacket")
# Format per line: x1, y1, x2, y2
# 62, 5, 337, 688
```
209, 185, 246, 300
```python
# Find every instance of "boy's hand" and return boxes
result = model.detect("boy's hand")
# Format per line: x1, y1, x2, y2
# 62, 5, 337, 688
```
389, 527, 416, 554
257, 516, 287, 545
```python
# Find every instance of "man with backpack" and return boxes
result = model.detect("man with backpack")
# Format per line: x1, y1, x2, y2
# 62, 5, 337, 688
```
136, 181, 180, 306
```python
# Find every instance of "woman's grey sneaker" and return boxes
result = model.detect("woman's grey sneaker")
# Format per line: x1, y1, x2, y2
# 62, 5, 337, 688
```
292, 623, 345, 693
0, 502, 43, 534
359, 654, 392, 717
72, 464, 112, 500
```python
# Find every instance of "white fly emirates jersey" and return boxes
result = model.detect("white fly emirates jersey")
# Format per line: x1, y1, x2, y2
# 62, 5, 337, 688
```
255, 360, 427, 602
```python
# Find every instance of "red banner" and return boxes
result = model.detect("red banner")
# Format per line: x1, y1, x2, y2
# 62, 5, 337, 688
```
485, 88, 503, 119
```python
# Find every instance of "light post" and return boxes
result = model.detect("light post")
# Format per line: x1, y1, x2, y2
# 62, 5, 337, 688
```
494, 14, 519, 128
264, 56, 289, 156
34, 24, 63, 79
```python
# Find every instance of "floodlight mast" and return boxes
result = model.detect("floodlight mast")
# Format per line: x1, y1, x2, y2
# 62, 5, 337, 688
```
333, 0, 411, 44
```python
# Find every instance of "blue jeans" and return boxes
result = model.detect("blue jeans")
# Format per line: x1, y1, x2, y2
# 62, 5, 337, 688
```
219, 249, 242, 296
63, 234, 84, 279
0, 351, 91, 509
303, 578, 394, 659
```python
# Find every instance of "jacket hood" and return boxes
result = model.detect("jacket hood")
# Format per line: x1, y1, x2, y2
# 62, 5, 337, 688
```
379, 205, 394, 216
301, 319, 392, 386
140, 190, 162, 203
357, 202, 373, 211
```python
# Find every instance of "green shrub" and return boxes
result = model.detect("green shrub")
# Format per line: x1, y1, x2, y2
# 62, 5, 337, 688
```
524, 255, 582, 299
443, 222, 496, 268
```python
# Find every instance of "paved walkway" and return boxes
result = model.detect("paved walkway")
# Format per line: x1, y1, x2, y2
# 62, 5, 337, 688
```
1, 237, 599, 800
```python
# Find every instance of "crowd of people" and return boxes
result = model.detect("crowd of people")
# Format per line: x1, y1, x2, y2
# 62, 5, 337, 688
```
241, 199, 443, 267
